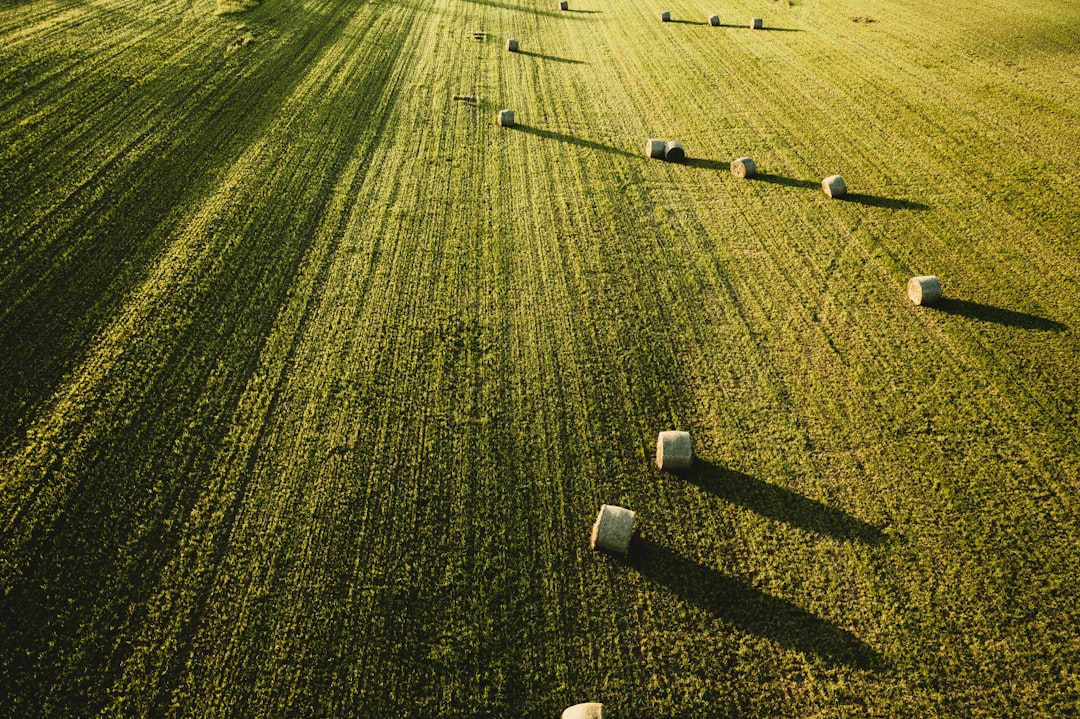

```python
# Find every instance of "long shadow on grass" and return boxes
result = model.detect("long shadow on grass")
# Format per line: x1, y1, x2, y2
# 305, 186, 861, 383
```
518, 50, 586, 64
842, 193, 930, 211
628, 538, 884, 668
686, 460, 886, 543
683, 157, 731, 172
514, 124, 637, 158
753, 173, 821, 190
930, 298, 1068, 331
463, 0, 582, 18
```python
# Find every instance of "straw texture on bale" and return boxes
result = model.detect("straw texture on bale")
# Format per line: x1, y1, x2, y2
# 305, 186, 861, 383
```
822, 175, 847, 198
497, 109, 515, 127
660, 10, 670, 21
559, 0, 567, 9
645, 138, 666, 159
664, 141, 685, 162
751, 17, 763, 29
562, 703, 605, 719
708, 14, 720, 26
590, 505, 635, 554
907, 275, 942, 306
656, 430, 692, 470
506, 38, 519, 52
731, 157, 756, 178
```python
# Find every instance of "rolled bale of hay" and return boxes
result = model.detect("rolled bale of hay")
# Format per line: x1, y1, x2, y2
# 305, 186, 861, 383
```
822, 174, 847, 198
590, 505, 635, 554
498, 109, 515, 127
751, 17, 763, 29
731, 156, 756, 178
645, 138, 666, 159
660, 10, 671, 21
559, 0, 568, 9
708, 14, 720, 26
907, 275, 942, 306
562, 703, 605, 719
664, 141, 685, 162
506, 38, 519, 52
656, 430, 692, 470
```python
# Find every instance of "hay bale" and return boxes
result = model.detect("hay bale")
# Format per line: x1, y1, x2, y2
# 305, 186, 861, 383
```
645, 138, 666, 159
751, 17, 763, 29
660, 10, 670, 21
731, 156, 756, 178
907, 275, 942, 306
559, 0, 568, 9
498, 109, 515, 127
664, 141, 685, 162
561, 703, 605, 719
656, 430, 692, 470
708, 14, 720, 26
590, 505, 635, 554
506, 38, 519, 52
822, 175, 846, 198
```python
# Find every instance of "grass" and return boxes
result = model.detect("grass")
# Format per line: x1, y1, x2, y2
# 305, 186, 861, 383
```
1, 0, 1079, 716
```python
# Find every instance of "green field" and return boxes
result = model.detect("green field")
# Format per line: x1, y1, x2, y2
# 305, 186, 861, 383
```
2, 0, 1079, 715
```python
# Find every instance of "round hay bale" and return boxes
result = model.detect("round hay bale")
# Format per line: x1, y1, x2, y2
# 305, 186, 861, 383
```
656, 430, 692, 470
660, 11, 671, 22
645, 138, 666, 159
664, 141, 685, 162
731, 156, 756, 178
506, 38, 519, 52
822, 175, 847, 198
497, 109, 515, 127
751, 17, 763, 29
590, 505, 635, 554
559, 0, 568, 9
907, 275, 942, 306
562, 703, 605, 719
708, 14, 720, 26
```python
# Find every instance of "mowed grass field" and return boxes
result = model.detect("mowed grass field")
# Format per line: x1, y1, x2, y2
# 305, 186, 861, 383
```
2, 0, 1080, 715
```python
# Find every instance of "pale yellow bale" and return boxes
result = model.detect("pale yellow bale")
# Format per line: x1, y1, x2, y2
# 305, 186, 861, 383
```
656, 431, 692, 470
731, 157, 756, 178
561, 703, 604, 719
590, 505, 635, 554
822, 175, 847, 198
907, 275, 942, 306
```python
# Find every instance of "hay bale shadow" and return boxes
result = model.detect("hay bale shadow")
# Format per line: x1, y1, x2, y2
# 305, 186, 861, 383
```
753, 173, 820, 189
627, 538, 886, 669
931, 298, 1068, 331
687, 460, 887, 543
842, 193, 930, 211
513, 124, 637, 158
683, 157, 731, 172
518, 50, 586, 64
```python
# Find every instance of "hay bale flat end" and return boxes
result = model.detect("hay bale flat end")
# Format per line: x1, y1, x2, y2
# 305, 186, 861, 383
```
645, 138, 666, 159
497, 109, 515, 127
660, 10, 671, 22
505, 38, 519, 52
708, 14, 720, 26
664, 141, 685, 162
907, 275, 942, 306
561, 703, 605, 719
822, 175, 847, 198
732, 157, 756, 178
656, 430, 692, 470
590, 505, 635, 554
751, 17, 763, 29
